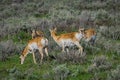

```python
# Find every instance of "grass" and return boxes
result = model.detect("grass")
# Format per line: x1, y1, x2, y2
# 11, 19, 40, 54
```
0, 49, 119, 80
0, 32, 119, 80
0, 0, 120, 80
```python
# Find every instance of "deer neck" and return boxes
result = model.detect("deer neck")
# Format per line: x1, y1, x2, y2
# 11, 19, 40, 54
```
51, 32, 59, 42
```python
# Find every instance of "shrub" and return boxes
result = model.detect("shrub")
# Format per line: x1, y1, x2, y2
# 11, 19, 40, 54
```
107, 65, 120, 80
6, 67, 40, 80
0, 40, 17, 61
7, 67, 25, 80
56, 50, 86, 64
79, 10, 96, 27
90, 72, 102, 80
53, 64, 70, 80
26, 74, 39, 80
94, 9, 113, 26
88, 55, 112, 73
92, 55, 112, 70
43, 64, 70, 80
99, 26, 120, 40
70, 65, 86, 77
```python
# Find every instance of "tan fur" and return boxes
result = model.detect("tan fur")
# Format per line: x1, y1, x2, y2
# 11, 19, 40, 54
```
84, 28, 96, 45
20, 37, 48, 64
84, 28, 96, 39
32, 30, 44, 39
49, 28, 84, 55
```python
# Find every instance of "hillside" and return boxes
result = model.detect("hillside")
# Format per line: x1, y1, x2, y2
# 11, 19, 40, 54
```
0, 0, 120, 80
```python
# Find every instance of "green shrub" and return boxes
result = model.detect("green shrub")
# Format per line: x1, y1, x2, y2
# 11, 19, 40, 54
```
6, 67, 40, 80
26, 74, 39, 80
0, 40, 17, 61
7, 67, 25, 80
88, 55, 112, 73
56, 50, 86, 64
95, 9, 113, 26
92, 55, 112, 69
53, 64, 70, 80
70, 65, 86, 77
107, 65, 120, 80
43, 64, 70, 80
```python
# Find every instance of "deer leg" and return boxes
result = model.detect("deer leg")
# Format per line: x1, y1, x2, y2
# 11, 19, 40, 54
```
32, 52, 37, 64
39, 48, 43, 64
45, 47, 48, 56
45, 47, 49, 61
62, 44, 65, 52
66, 47, 69, 53
74, 41, 83, 55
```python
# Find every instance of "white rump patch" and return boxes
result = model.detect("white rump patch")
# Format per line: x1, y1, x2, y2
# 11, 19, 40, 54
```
41, 38, 48, 46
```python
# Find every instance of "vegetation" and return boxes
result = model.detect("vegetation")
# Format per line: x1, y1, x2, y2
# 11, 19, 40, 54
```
0, 0, 120, 80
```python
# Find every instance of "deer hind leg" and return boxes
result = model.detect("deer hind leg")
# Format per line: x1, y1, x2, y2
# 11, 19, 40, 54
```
32, 51, 37, 64
74, 41, 83, 55
62, 43, 65, 52
65, 46, 69, 53
45, 47, 48, 56
45, 47, 49, 61
39, 48, 43, 64
66, 47, 69, 53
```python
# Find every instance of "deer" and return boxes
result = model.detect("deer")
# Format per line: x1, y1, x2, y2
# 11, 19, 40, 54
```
84, 28, 96, 45
31, 29, 44, 39
49, 28, 84, 55
20, 36, 48, 64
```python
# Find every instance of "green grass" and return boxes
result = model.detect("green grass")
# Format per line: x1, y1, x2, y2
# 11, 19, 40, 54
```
0, 0, 120, 79
0, 50, 119, 80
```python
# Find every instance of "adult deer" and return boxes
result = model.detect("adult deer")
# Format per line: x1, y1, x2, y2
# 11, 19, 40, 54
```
20, 36, 48, 64
49, 28, 84, 55
84, 28, 96, 45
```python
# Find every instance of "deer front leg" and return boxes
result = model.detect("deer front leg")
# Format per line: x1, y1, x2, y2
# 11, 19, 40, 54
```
74, 41, 83, 55
80, 46, 83, 55
32, 52, 37, 64
62, 44, 65, 52
39, 48, 43, 64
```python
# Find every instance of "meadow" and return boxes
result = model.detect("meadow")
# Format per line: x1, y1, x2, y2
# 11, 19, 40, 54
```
0, 0, 120, 80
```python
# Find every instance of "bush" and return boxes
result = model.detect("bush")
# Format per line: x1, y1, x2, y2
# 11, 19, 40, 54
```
90, 72, 102, 80
53, 64, 70, 80
6, 67, 25, 80
99, 26, 120, 40
6, 67, 40, 80
94, 9, 113, 26
107, 65, 120, 80
88, 55, 112, 73
56, 50, 86, 64
70, 65, 86, 77
0, 40, 17, 61
93, 55, 112, 69
43, 64, 70, 80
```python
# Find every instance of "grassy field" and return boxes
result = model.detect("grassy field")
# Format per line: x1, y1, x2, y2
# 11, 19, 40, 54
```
0, 49, 120, 80
0, 0, 120, 80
